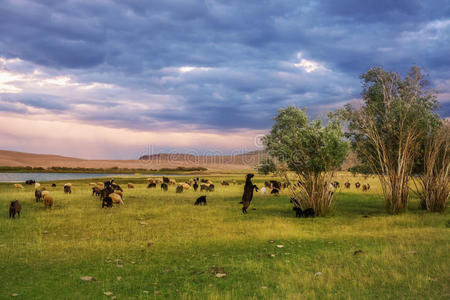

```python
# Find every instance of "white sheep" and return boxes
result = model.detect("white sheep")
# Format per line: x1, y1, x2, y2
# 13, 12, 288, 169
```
14, 184, 24, 189
260, 187, 266, 196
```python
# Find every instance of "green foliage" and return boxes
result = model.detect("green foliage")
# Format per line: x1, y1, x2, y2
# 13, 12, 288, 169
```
256, 158, 277, 175
262, 106, 349, 175
341, 66, 441, 214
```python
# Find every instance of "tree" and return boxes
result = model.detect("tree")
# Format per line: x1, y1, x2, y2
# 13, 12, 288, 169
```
263, 106, 348, 215
256, 158, 277, 175
342, 66, 440, 214
413, 120, 449, 212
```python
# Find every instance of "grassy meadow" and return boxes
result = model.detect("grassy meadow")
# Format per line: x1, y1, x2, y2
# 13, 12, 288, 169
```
0, 173, 448, 299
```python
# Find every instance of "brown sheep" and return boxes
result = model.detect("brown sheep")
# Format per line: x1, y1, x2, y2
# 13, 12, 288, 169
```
110, 193, 124, 205
176, 185, 184, 193
128, 183, 135, 189
43, 194, 53, 210
9, 200, 21, 218
14, 184, 24, 189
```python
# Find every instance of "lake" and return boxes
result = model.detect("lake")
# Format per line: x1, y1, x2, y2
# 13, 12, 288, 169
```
0, 172, 134, 183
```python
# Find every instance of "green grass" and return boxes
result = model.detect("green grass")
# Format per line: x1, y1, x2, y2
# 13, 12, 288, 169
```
0, 174, 448, 299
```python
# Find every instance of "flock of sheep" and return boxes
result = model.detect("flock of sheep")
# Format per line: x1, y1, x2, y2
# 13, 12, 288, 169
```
9, 175, 372, 218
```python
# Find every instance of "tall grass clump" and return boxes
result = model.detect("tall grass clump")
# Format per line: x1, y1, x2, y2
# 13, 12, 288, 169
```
413, 121, 450, 212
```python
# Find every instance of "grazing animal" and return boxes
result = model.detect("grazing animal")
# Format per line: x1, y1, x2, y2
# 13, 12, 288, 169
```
35, 189, 42, 202
25, 180, 35, 185
9, 200, 21, 218
161, 183, 168, 191
128, 183, 135, 189
92, 187, 102, 197
14, 184, 24, 189
264, 181, 271, 188
180, 183, 191, 190
96, 182, 105, 189
242, 174, 258, 214
355, 182, 361, 189
154, 178, 163, 184
207, 184, 215, 192
176, 185, 184, 193
64, 185, 72, 194
43, 194, 53, 210
102, 196, 113, 208
200, 184, 209, 191
344, 181, 351, 189
169, 179, 177, 185
303, 208, 315, 218
271, 188, 279, 195
232, 180, 237, 185
332, 181, 340, 188
362, 184, 368, 192
35, 182, 41, 189
163, 177, 170, 184
147, 183, 157, 188
194, 196, 207, 206
293, 207, 303, 218
111, 183, 122, 191
260, 187, 266, 195
270, 181, 281, 190
110, 193, 124, 205
200, 179, 208, 183
114, 190, 123, 198
193, 181, 199, 191
89, 183, 97, 187
221, 181, 229, 186
147, 178, 155, 184
51, 183, 56, 187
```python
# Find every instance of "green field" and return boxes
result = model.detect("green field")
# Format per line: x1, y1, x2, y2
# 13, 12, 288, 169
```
0, 174, 448, 299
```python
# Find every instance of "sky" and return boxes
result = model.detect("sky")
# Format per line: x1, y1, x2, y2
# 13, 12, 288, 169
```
0, 0, 449, 159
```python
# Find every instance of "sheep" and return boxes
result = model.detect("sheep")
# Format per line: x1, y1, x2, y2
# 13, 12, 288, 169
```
232, 180, 237, 185
14, 184, 24, 189
271, 188, 279, 196
51, 183, 56, 187
303, 208, 315, 218
154, 178, 163, 184
147, 183, 157, 189
111, 183, 122, 191
194, 195, 207, 206
188, 178, 194, 185
35, 182, 41, 189
242, 174, 258, 214
35, 189, 42, 202
207, 184, 215, 192
128, 183, 135, 189
96, 182, 105, 189
344, 181, 351, 189
89, 183, 97, 187
169, 179, 177, 185
9, 200, 21, 218
271, 181, 281, 189
355, 182, 361, 188
260, 187, 266, 195
206, 180, 213, 185
147, 178, 155, 184
102, 196, 113, 208
63, 184, 72, 194
332, 181, 340, 188
114, 190, 123, 198
362, 184, 368, 192
176, 185, 184, 193
110, 193, 124, 206
25, 180, 35, 185
180, 183, 191, 190
43, 194, 53, 210
221, 181, 230, 186
163, 177, 170, 184
293, 207, 303, 218
41, 190, 50, 197
264, 181, 271, 188
92, 186, 102, 197
161, 183, 168, 191
193, 181, 199, 191
200, 179, 208, 183
200, 184, 209, 191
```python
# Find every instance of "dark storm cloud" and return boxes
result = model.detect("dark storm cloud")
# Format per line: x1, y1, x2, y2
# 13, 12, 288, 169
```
0, 0, 448, 131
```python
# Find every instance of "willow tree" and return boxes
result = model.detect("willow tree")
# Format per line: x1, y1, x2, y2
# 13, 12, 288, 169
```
343, 66, 439, 214
262, 106, 348, 216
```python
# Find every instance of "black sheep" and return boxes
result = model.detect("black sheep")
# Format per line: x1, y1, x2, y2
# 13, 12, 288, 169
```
344, 182, 351, 188
355, 182, 361, 188
161, 183, 168, 191
176, 185, 183, 193
242, 174, 258, 214
271, 188, 279, 195
51, 183, 56, 187
303, 208, 315, 218
92, 187, 102, 197
293, 207, 303, 218
102, 196, 113, 208
9, 200, 21, 218
64, 185, 72, 194
25, 180, 35, 185
35, 189, 42, 202
208, 184, 215, 192
147, 183, 157, 188
163, 177, 170, 184
194, 196, 207, 205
